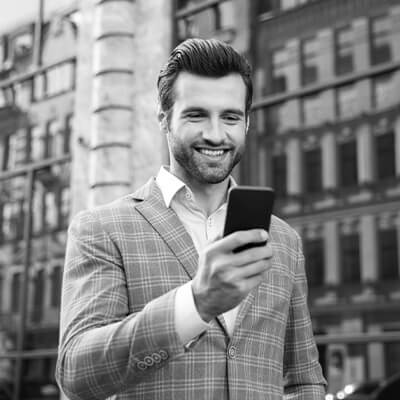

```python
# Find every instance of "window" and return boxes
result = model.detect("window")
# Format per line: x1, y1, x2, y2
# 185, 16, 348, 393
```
376, 132, 395, 180
177, 0, 234, 41
59, 186, 70, 228
0, 37, 4, 66
3, 200, 24, 240
13, 30, 33, 59
270, 48, 288, 94
32, 187, 44, 234
304, 147, 322, 194
45, 120, 63, 158
335, 26, 354, 75
301, 36, 318, 86
340, 233, 360, 283
14, 80, 32, 109
0, 274, 3, 312
338, 141, 358, 187
5, 130, 28, 170
373, 72, 396, 110
370, 15, 392, 65
65, 114, 74, 154
257, 0, 278, 14
33, 73, 45, 101
32, 270, 45, 323
271, 154, 287, 197
384, 329, 400, 377
378, 229, 398, 280
45, 62, 75, 97
11, 272, 21, 313
304, 238, 324, 287
30, 126, 45, 161
337, 84, 358, 119
44, 191, 58, 230
302, 92, 323, 126
50, 266, 62, 307
281, 0, 308, 10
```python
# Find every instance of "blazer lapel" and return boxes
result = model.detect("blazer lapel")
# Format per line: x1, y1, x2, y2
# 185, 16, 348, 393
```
133, 178, 198, 279
132, 179, 230, 336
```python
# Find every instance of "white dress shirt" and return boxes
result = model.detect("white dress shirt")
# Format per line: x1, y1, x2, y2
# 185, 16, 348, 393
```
155, 166, 240, 344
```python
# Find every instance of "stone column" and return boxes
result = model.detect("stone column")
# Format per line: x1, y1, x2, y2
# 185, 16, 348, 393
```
356, 124, 374, 184
72, 0, 173, 213
324, 220, 340, 285
89, 0, 135, 207
321, 132, 337, 190
287, 137, 303, 195
360, 215, 378, 282
367, 325, 385, 380
353, 17, 370, 72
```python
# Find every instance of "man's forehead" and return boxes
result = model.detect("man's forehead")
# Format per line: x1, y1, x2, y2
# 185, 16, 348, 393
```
173, 71, 246, 105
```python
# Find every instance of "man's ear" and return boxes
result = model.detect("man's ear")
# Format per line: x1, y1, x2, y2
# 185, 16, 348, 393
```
157, 104, 169, 134
245, 117, 250, 134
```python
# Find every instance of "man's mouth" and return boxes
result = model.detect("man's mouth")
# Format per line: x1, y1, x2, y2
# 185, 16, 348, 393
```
196, 147, 229, 157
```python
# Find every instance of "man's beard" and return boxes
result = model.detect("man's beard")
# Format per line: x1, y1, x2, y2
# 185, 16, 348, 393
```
169, 137, 244, 184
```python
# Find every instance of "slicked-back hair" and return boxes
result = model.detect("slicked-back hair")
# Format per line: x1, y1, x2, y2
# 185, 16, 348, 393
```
157, 38, 253, 121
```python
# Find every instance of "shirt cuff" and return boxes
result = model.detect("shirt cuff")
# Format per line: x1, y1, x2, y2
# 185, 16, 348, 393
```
175, 281, 210, 346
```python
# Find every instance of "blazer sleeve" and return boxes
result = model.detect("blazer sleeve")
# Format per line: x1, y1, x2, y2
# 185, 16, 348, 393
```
283, 229, 327, 400
55, 209, 186, 400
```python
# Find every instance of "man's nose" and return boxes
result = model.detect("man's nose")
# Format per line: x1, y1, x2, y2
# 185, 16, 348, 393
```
202, 118, 225, 144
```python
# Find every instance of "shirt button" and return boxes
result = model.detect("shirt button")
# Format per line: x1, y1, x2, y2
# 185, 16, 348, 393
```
185, 192, 191, 200
228, 346, 237, 359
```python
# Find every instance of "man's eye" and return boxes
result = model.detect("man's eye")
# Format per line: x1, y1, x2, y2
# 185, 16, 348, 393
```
223, 115, 240, 123
186, 113, 204, 120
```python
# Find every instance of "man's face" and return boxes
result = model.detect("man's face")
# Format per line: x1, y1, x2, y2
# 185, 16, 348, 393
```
162, 71, 248, 187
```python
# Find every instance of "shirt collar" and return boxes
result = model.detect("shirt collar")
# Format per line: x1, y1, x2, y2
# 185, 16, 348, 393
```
156, 166, 237, 208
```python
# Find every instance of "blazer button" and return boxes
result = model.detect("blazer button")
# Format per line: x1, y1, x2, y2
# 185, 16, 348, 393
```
228, 346, 237, 359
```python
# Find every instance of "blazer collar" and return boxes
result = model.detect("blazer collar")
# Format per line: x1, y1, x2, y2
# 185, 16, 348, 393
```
132, 178, 198, 280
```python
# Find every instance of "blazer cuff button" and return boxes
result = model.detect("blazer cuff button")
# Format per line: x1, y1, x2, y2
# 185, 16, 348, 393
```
152, 353, 162, 363
144, 356, 155, 366
137, 361, 147, 371
159, 350, 169, 360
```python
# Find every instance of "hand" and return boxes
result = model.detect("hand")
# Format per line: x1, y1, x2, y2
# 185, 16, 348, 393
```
191, 229, 273, 322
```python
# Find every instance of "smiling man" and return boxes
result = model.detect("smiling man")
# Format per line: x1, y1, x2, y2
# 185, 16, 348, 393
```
56, 38, 326, 400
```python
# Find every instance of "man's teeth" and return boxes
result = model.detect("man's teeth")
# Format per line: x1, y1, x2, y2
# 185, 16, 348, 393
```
199, 149, 225, 156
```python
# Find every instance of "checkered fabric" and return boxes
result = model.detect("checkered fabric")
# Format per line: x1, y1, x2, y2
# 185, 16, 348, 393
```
56, 178, 327, 400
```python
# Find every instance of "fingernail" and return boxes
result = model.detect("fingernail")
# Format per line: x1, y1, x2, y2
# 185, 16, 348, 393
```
260, 230, 268, 240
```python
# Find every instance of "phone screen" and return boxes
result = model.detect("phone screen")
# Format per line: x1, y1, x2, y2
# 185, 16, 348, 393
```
223, 186, 275, 252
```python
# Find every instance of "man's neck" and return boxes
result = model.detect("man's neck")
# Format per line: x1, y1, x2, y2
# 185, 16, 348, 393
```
189, 179, 230, 217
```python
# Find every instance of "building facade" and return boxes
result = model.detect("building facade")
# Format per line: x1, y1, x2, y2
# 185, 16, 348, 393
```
0, 0, 399, 398
245, 0, 400, 393
0, 3, 78, 398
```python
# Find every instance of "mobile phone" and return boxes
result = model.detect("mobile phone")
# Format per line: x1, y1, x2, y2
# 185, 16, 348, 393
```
223, 186, 275, 252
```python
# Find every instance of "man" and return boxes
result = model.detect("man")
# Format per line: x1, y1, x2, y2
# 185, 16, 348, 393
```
56, 38, 326, 399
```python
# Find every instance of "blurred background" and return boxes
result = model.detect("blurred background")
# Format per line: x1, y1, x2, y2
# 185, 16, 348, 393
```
0, 0, 399, 399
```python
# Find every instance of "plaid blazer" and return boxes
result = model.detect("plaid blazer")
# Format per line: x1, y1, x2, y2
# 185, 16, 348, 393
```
56, 178, 326, 400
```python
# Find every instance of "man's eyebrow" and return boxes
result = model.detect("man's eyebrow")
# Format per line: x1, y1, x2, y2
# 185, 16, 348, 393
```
221, 109, 245, 116
181, 107, 208, 114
